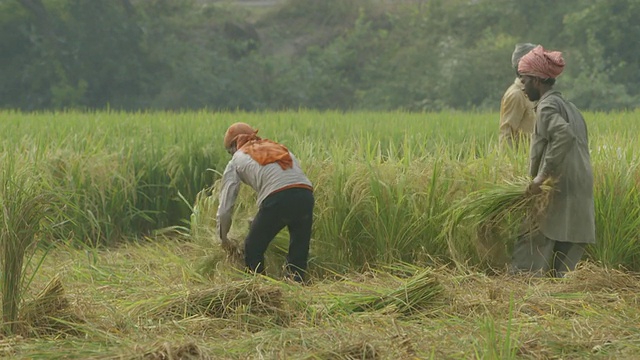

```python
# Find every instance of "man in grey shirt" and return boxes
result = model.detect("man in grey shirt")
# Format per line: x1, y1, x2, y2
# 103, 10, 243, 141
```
217, 122, 314, 283
512, 45, 596, 277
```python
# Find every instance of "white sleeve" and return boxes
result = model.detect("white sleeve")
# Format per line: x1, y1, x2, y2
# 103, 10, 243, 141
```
216, 160, 241, 242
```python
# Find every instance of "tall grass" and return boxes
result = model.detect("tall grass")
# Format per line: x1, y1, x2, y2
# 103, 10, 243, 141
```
589, 138, 640, 268
0, 110, 639, 272
0, 154, 55, 334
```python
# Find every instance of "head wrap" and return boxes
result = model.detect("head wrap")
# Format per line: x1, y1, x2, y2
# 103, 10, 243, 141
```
223, 122, 256, 149
511, 43, 537, 70
223, 122, 293, 170
517, 45, 565, 79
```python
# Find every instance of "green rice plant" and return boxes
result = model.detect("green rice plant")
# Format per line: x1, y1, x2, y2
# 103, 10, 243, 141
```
158, 140, 218, 226
45, 148, 148, 246
308, 152, 456, 269
189, 186, 218, 244
305, 160, 360, 270
2, 110, 640, 271
362, 162, 432, 263
589, 142, 640, 269
0, 155, 56, 335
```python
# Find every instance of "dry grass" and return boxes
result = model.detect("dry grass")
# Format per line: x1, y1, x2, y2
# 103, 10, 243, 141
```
128, 279, 284, 321
142, 341, 208, 360
304, 341, 377, 360
7, 239, 640, 359
560, 262, 640, 293
222, 237, 245, 268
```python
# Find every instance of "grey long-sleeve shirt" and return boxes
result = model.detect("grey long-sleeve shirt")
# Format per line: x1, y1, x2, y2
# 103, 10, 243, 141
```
216, 150, 312, 241
529, 90, 595, 244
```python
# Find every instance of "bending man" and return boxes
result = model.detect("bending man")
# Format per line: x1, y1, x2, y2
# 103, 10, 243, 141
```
216, 123, 314, 283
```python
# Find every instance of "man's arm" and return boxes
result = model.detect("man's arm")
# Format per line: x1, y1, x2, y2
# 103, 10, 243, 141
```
216, 160, 241, 245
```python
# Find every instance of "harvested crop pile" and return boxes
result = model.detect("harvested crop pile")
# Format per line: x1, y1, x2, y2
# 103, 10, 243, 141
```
329, 266, 442, 315
19, 275, 84, 337
143, 341, 207, 360
129, 279, 283, 320
444, 176, 556, 266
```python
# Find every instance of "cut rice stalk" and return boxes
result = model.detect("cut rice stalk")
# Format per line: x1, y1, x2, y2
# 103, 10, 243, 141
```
19, 275, 84, 337
142, 341, 207, 360
443, 176, 556, 265
305, 342, 377, 360
223, 237, 245, 267
330, 268, 442, 315
128, 279, 282, 320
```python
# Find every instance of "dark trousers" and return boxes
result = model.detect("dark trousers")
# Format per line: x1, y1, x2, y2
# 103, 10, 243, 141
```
244, 187, 314, 282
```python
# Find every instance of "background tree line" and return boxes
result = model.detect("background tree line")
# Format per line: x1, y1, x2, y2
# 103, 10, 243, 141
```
1, 0, 638, 112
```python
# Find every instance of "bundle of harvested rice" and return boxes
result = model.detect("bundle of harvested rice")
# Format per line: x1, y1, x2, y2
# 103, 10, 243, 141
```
194, 236, 245, 277
143, 341, 207, 360
129, 279, 282, 320
18, 275, 84, 337
190, 186, 247, 268
222, 236, 245, 267
305, 342, 377, 360
561, 262, 640, 293
331, 268, 442, 315
443, 176, 556, 265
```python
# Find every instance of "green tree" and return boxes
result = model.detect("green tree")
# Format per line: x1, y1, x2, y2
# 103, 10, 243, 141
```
62, 0, 151, 109
563, 0, 640, 101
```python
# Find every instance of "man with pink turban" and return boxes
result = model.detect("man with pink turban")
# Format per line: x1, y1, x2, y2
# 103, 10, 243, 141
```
511, 46, 596, 277
499, 43, 537, 148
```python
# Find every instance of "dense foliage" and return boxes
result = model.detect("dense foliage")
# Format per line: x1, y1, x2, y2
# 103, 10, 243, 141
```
1, 0, 639, 111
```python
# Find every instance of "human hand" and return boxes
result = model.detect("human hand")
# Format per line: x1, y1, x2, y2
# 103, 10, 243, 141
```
527, 175, 546, 195
220, 234, 232, 249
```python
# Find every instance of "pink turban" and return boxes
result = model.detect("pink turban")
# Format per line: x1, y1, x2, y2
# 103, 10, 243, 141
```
517, 45, 565, 79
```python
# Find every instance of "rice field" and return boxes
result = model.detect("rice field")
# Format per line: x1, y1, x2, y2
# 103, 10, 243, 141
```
1, 110, 640, 358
